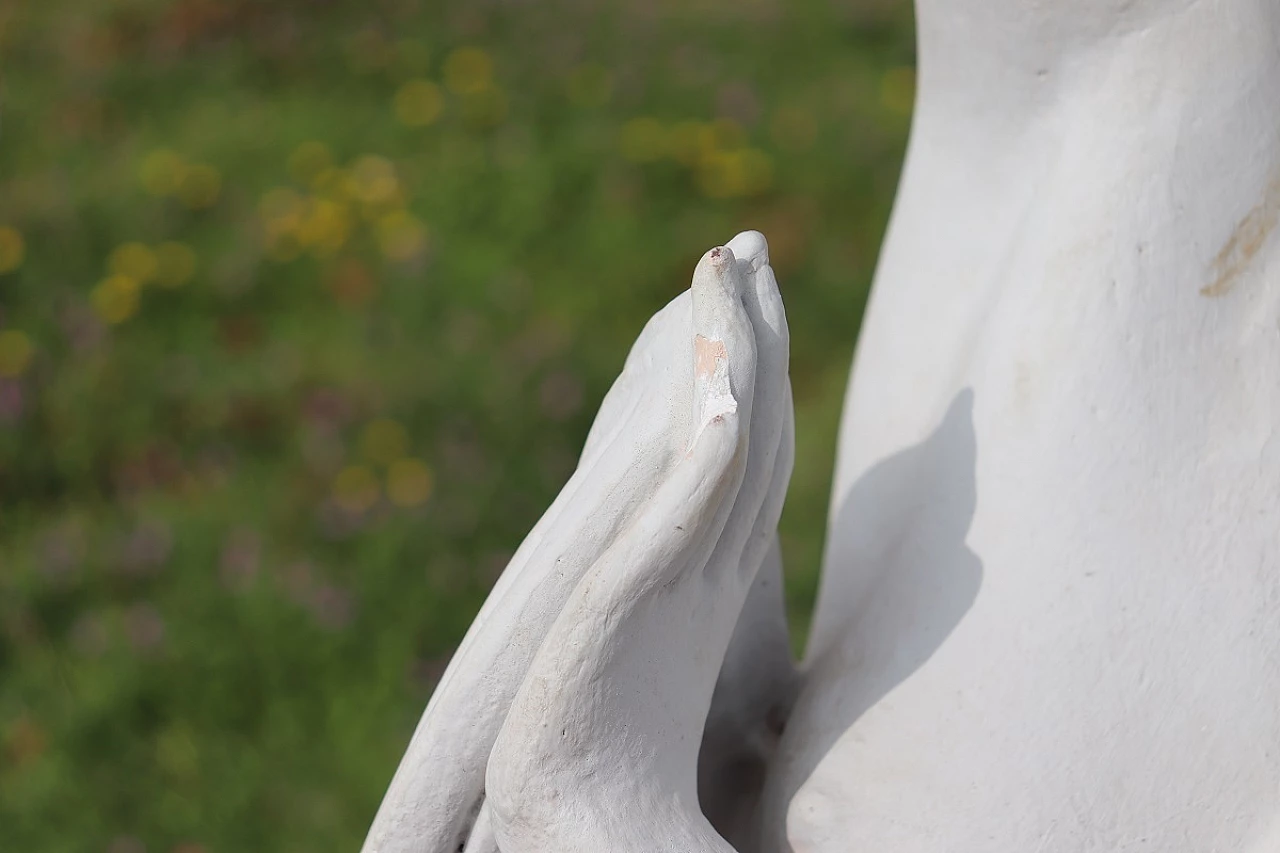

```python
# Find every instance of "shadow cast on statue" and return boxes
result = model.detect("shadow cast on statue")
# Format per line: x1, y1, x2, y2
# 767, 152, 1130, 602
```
767, 388, 982, 847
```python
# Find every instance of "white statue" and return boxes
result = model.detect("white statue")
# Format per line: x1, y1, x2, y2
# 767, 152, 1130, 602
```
364, 0, 1280, 849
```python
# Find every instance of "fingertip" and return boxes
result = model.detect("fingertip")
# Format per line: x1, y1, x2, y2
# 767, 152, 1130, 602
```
726, 230, 769, 272
693, 245, 743, 298
691, 242, 757, 424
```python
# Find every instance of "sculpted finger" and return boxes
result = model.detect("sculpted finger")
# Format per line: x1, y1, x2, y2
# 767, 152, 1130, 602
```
362, 246, 753, 853
488, 346, 750, 853
701, 388, 799, 847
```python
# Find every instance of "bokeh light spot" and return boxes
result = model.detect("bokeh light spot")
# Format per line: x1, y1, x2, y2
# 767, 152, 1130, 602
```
108, 242, 158, 284
260, 188, 306, 260
375, 210, 427, 262
312, 167, 357, 200
351, 156, 401, 208
333, 465, 380, 513
0, 227, 25, 273
709, 117, 746, 150
387, 458, 433, 507
444, 47, 493, 95
139, 149, 186, 196
0, 330, 34, 377
359, 418, 409, 466
696, 147, 774, 199
91, 274, 142, 324
297, 198, 351, 257
394, 80, 444, 127
178, 164, 222, 209
666, 120, 713, 166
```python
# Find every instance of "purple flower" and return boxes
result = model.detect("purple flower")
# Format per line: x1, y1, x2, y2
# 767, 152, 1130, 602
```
118, 520, 174, 576
39, 522, 86, 582
307, 582, 353, 631
124, 603, 166, 654
105, 835, 146, 853
0, 379, 23, 423
219, 527, 261, 591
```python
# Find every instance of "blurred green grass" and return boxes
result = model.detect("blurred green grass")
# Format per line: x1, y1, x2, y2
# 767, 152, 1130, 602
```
0, 1, 914, 850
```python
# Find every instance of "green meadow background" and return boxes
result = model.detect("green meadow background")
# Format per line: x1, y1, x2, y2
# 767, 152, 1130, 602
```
0, 1, 914, 850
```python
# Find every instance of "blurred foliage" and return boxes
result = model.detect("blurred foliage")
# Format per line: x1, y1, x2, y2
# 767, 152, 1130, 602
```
0, 0, 914, 850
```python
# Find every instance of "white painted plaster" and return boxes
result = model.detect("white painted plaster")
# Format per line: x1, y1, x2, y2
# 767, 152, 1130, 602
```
767, 1, 1280, 850
363, 238, 797, 853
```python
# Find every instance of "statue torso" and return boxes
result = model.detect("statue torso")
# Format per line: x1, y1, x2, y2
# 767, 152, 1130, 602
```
765, 3, 1280, 849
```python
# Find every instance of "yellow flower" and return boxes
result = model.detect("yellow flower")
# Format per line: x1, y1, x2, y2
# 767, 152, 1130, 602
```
351, 156, 400, 208
696, 148, 774, 199
880, 66, 916, 117
108, 242, 158, 284
333, 465, 379, 513
665, 120, 714, 166
297, 198, 351, 257
709, 118, 745, 151
178, 164, 222, 209
154, 242, 197, 287
359, 418, 408, 466
618, 118, 666, 163
288, 141, 333, 185
91, 274, 142, 324
375, 210, 427, 262
0, 227, 24, 274
387, 457, 433, 507
311, 167, 357, 201
444, 47, 493, 95
0, 330, 33, 377
139, 149, 186, 196
259, 188, 307, 260
394, 80, 444, 127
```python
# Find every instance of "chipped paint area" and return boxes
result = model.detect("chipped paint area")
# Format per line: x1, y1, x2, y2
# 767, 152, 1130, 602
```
693, 334, 736, 446
695, 334, 728, 378
1202, 174, 1280, 297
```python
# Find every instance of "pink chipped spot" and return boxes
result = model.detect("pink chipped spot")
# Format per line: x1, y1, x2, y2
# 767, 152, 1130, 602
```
694, 335, 727, 378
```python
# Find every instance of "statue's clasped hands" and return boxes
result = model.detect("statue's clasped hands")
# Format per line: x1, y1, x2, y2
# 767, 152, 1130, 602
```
363, 232, 799, 853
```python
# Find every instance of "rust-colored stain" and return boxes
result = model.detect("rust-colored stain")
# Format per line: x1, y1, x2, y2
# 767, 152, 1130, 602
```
1201, 174, 1280, 297
694, 334, 727, 377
